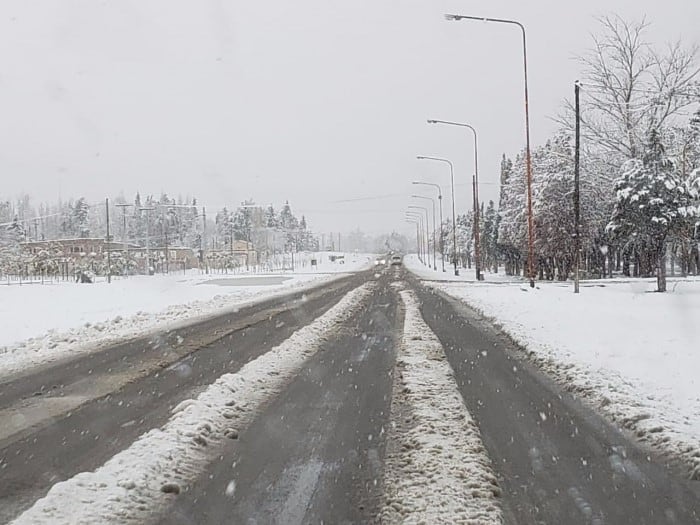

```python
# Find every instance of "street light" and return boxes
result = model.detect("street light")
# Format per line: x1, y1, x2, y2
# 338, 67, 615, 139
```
405, 214, 422, 263
413, 181, 445, 272
412, 195, 437, 270
405, 211, 424, 262
417, 155, 459, 275
445, 13, 535, 287
406, 211, 426, 264
427, 119, 483, 280
405, 217, 423, 263
408, 205, 431, 269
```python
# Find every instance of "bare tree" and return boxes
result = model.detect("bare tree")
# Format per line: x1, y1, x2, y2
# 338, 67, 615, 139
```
558, 15, 699, 161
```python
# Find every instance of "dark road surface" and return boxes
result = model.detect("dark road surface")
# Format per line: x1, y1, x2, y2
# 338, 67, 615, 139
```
163, 273, 399, 525
412, 276, 700, 525
0, 273, 366, 523
2, 266, 699, 524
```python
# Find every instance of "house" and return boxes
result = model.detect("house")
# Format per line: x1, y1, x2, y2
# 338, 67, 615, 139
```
128, 246, 200, 273
20, 238, 138, 258
206, 240, 257, 269
19, 238, 199, 275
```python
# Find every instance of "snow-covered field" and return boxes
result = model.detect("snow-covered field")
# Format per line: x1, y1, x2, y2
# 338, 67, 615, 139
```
11, 282, 375, 524
381, 287, 502, 523
0, 252, 373, 379
406, 254, 700, 479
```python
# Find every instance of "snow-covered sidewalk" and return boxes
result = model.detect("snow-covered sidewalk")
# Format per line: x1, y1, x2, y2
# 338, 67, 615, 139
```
381, 286, 502, 523
0, 252, 373, 379
417, 270, 700, 479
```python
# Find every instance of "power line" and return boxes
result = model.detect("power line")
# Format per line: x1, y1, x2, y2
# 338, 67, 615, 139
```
578, 81, 699, 100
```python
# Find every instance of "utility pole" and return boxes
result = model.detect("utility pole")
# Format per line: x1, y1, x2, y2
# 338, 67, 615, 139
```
140, 207, 155, 275
105, 198, 112, 284
164, 226, 169, 274
202, 207, 208, 274
471, 174, 484, 280
414, 222, 420, 262
574, 81, 581, 294
474, 176, 482, 281
115, 203, 131, 277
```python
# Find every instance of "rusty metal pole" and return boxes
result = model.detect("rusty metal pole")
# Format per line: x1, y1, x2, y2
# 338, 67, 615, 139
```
574, 81, 581, 294
521, 23, 536, 288
425, 121, 481, 280
444, 14, 535, 286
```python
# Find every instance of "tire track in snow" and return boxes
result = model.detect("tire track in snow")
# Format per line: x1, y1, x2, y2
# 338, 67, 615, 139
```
10, 282, 376, 525
381, 287, 503, 524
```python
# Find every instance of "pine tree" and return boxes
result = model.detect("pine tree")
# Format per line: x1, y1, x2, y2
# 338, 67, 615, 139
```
607, 129, 700, 291
73, 198, 90, 238
279, 201, 299, 250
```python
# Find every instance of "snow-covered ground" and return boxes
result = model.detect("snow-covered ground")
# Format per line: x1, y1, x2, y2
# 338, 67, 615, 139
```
0, 252, 373, 379
410, 254, 700, 479
11, 282, 375, 524
404, 253, 521, 283
381, 286, 502, 523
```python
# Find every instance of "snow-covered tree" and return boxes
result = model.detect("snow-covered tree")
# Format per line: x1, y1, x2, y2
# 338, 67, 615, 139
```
481, 200, 499, 273
607, 129, 700, 291
279, 200, 300, 251
560, 15, 699, 163
73, 197, 90, 237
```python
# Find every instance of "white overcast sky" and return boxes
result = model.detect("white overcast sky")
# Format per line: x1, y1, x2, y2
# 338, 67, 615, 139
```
0, 1, 698, 236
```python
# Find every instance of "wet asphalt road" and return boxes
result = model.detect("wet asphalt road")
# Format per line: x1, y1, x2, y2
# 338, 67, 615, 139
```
0, 273, 366, 523
412, 276, 700, 525
163, 272, 399, 525
2, 266, 699, 524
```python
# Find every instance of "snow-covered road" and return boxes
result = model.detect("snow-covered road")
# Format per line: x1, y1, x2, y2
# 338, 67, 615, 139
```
0, 252, 373, 379
2, 265, 698, 524
406, 254, 700, 479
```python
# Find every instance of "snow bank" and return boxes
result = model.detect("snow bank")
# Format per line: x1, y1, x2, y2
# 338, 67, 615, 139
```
381, 288, 503, 524
0, 255, 370, 379
11, 282, 376, 525
427, 278, 700, 479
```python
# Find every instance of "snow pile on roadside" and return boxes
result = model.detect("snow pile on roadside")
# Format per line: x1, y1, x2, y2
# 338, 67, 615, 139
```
428, 279, 700, 479
0, 270, 354, 380
381, 289, 502, 524
11, 282, 376, 525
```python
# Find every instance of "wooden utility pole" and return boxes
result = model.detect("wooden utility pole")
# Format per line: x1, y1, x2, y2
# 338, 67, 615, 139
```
473, 175, 482, 280
574, 81, 581, 294
105, 198, 112, 284
202, 207, 208, 274
115, 203, 132, 277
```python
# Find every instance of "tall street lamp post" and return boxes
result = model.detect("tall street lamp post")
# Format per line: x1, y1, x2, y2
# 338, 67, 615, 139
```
406, 211, 426, 264
412, 181, 445, 272
427, 119, 483, 280
417, 155, 459, 275
408, 205, 430, 268
445, 13, 535, 287
412, 195, 437, 270
405, 218, 421, 263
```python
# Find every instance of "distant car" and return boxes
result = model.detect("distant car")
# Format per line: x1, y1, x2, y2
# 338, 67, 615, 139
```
390, 255, 402, 266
